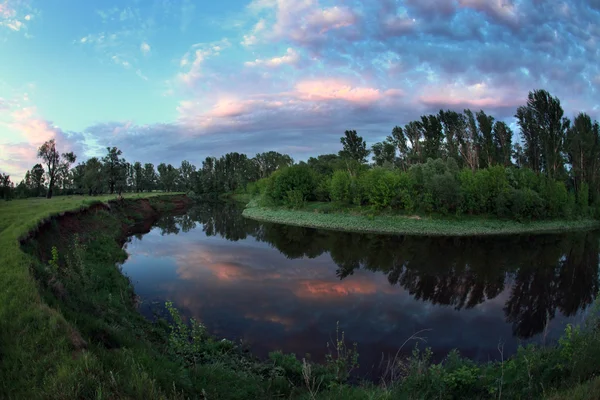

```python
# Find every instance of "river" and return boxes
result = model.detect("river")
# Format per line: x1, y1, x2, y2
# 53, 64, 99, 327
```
120, 202, 600, 378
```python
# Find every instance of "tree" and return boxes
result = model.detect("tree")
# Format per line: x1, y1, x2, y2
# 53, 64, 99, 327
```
439, 110, 462, 165
0, 173, 13, 200
142, 163, 157, 192
306, 154, 342, 176
404, 121, 423, 164
386, 126, 409, 169
371, 141, 396, 167
493, 121, 513, 167
515, 89, 569, 178
132, 162, 144, 193
463, 109, 481, 171
476, 110, 495, 167
419, 114, 445, 160
37, 139, 76, 199
29, 164, 45, 197
179, 160, 197, 193
157, 163, 178, 192
102, 147, 127, 194
339, 130, 370, 164
566, 113, 600, 201
83, 157, 105, 195
254, 151, 293, 179
513, 143, 527, 168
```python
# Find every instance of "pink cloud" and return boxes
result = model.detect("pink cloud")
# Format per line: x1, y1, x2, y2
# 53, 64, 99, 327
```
419, 82, 523, 109
294, 79, 383, 104
207, 99, 251, 118
246, 0, 358, 46
0, 106, 83, 181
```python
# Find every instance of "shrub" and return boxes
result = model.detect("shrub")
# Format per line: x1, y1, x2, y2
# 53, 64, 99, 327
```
330, 170, 352, 204
458, 169, 478, 214
285, 189, 305, 209
314, 175, 332, 202
246, 178, 269, 196
361, 169, 400, 210
539, 177, 569, 218
426, 172, 461, 215
268, 165, 317, 204
510, 188, 545, 220
577, 182, 590, 216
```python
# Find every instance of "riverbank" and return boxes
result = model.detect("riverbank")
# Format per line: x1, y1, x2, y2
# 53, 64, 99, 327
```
3, 194, 600, 399
0, 193, 193, 398
242, 202, 600, 236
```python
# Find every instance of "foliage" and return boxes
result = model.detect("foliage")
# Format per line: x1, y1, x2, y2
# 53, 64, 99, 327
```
339, 130, 370, 163
267, 165, 317, 205
330, 170, 353, 204
37, 139, 76, 199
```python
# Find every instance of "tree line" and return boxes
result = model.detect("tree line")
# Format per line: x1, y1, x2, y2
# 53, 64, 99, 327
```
254, 89, 600, 220
1, 88, 598, 221
1, 140, 294, 200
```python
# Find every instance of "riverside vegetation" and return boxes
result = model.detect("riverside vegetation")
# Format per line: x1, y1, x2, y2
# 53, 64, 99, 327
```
0, 195, 599, 398
241, 89, 600, 234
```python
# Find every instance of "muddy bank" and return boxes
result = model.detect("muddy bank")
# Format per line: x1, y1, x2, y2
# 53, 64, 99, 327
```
21, 194, 193, 263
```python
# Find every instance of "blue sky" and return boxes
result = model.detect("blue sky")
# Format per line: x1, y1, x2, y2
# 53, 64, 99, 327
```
0, 0, 599, 181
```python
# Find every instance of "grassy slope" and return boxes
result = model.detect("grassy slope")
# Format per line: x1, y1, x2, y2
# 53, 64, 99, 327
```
0, 193, 184, 398
243, 202, 600, 236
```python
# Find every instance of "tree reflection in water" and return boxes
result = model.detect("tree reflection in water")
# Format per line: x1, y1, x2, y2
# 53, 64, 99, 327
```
153, 202, 600, 340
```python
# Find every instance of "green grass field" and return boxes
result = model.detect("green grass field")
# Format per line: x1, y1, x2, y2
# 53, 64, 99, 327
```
243, 202, 600, 236
0, 193, 183, 398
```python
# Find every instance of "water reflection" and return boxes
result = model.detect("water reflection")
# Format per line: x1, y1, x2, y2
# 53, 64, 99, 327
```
126, 202, 600, 374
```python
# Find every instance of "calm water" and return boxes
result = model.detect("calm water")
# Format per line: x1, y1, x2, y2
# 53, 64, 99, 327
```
121, 202, 600, 377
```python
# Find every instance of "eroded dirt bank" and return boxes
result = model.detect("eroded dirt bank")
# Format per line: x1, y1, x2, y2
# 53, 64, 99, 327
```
21, 194, 193, 262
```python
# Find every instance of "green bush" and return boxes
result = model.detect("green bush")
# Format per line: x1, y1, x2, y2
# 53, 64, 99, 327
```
246, 178, 269, 196
510, 188, 545, 220
330, 170, 352, 204
539, 177, 569, 218
285, 189, 305, 209
360, 169, 400, 210
426, 172, 461, 215
267, 165, 317, 204
458, 169, 478, 214
577, 182, 590, 215
314, 175, 332, 202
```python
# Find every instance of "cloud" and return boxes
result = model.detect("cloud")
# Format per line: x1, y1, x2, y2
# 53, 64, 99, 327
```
177, 39, 231, 88
246, 0, 359, 48
0, 0, 36, 35
245, 47, 300, 67
140, 41, 151, 55
241, 18, 266, 46
0, 105, 86, 181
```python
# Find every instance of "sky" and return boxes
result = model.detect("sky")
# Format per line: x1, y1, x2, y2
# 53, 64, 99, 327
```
0, 0, 599, 181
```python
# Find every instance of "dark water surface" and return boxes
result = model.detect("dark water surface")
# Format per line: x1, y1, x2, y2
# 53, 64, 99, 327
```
121, 202, 600, 377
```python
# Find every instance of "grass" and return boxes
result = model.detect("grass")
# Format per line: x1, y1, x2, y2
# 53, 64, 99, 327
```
243, 201, 600, 236
547, 377, 600, 400
0, 193, 185, 398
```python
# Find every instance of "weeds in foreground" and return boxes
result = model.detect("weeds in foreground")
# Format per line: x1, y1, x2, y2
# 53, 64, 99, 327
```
325, 321, 359, 386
